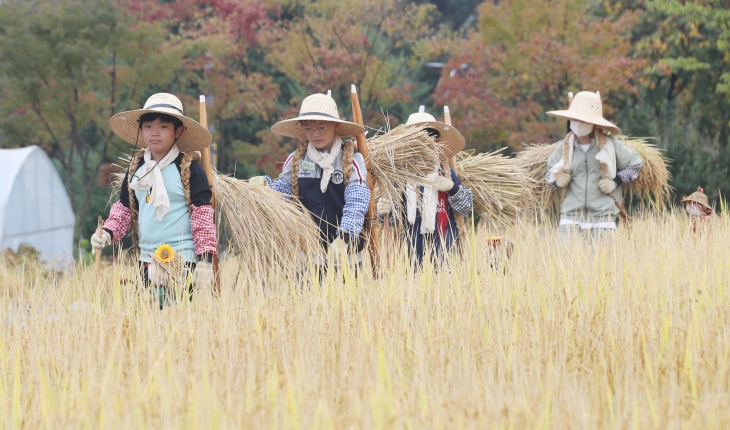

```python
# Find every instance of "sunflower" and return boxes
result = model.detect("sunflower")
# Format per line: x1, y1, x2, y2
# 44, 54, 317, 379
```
154, 244, 175, 263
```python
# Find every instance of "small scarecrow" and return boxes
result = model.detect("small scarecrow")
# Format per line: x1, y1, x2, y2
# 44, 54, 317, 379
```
545, 91, 643, 240
90, 93, 218, 303
248, 93, 370, 272
682, 186, 713, 234
376, 107, 474, 265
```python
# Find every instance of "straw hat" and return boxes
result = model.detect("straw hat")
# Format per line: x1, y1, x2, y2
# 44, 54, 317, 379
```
681, 186, 711, 210
546, 91, 621, 135
405, 107, 465, 159
271, 93, 365, 139
108, 93, 212, 153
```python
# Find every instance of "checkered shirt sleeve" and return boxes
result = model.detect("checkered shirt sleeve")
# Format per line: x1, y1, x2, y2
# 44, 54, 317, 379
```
616, 161, 643, 185
266, 175, 293, 198
448, 185, 473, 217
102, 201, 131, 244
191, 204, 218, 257
340, 183, 370, 236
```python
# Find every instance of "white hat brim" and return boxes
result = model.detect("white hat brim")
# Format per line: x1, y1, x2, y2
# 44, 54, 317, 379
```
546, 109, 621, 135
109, 107, 212, 152
407, 120, 465, 159
271, 113, 365, 139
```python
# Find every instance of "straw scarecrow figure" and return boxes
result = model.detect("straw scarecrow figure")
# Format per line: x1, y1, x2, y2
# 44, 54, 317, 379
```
248, 93, 369, 272
544, 91, 643, 241
376, 106, 474, 264
91, 93, 218, 303
682, 187, 713, 234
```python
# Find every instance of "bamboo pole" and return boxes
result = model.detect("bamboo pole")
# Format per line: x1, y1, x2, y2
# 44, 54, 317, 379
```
444, 106, 466, 244
199, 95, 220, 295
350, 85, 380, 276
94, 216, 103, 282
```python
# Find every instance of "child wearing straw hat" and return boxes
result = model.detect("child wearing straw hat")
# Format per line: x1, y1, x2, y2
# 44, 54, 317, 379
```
376, 107, 473, 265
545, 91, 643, 240
90, 93, 218, 296
249, 93, 370, 267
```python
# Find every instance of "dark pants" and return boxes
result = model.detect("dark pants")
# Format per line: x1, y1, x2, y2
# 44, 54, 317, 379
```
139, 261, 196, 309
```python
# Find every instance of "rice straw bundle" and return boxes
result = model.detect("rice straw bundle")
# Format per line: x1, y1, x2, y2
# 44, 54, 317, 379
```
514, 142, 562, 216
456, 149, 537, 229
515, 135, 672, 217
365, 124, 441, 220
213, 174, 323, 276
615, 136, 672, 207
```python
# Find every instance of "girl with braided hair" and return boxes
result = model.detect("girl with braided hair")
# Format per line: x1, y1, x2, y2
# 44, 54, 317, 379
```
545, 91, 643, 241
249, 93, 370, 269
90, 93, 218, 304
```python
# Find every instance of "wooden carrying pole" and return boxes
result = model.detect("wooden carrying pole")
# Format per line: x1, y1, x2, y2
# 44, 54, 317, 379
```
94, 216, 103, 282
199, 95, 220, 294
444, 106, 466, 242
350, 85, 381, 276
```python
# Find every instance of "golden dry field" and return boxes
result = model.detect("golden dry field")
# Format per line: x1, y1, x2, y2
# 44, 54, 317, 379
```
2, 212, 730, 429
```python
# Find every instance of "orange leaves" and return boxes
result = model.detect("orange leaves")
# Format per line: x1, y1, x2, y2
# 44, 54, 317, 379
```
433, 0, 642, 152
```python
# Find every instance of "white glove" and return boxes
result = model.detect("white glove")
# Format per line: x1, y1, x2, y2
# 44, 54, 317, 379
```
148, 260, 168, 286
329, 237, 349, 256
599, 178, 618, 194
377, 198, 393, 216
435, 176, 455, 192
193, 262, 215, 289
248, 176, 268, 187
553, 171, 571, 188
91, 230, 111, 250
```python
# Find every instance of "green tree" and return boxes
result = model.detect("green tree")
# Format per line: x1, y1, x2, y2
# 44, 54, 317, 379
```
0, 0, 186, 241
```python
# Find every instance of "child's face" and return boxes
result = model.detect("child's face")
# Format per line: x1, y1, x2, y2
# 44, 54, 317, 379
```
302, 120, 338, 150
142, 118, 183, 156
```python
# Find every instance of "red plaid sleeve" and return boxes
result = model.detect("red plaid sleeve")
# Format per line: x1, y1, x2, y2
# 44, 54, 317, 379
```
191, 204, 218, 256
102, 201, 131, 244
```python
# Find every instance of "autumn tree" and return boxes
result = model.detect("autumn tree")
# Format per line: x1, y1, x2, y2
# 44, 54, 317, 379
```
432, 0, 641, 152
0, 0, 188, 239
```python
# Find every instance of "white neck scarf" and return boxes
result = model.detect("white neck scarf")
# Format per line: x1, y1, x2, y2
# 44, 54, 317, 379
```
306, 136, 343, 192
405, 164, 439, 235
128, 145, 180, 221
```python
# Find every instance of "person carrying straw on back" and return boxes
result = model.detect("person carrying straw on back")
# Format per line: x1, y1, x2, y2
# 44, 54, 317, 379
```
376, 107, 473, 265
90, 93, 218, 304
248, 93, 369, 273
545, 91, 643, 241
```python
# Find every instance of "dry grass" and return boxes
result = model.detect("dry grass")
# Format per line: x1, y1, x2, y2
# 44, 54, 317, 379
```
456, 149, 536, 231
2, 211, 730, 428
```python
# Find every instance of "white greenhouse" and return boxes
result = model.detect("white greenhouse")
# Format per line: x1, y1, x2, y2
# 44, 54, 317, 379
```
0, 146, 75, 267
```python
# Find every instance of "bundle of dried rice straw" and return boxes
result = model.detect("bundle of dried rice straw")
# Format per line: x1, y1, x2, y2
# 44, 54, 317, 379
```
366, 124, 441, 201
213, 174, 323, 275
456, 149, 536, 229
515, 135, 672, 217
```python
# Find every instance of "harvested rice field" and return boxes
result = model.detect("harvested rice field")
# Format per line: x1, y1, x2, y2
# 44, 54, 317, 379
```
2, 212, 730, 428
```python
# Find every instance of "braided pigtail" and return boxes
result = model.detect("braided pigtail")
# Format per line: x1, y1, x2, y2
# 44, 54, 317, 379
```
596, 128, 630, 225
341, 140, 355, 187
127, 151, 145, 254
290, 142, 308, 197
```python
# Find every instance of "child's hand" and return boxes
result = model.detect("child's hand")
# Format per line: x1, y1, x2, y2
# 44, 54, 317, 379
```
91, 230, 111, 249
377, 198, 393, 215
435, 176, 454, 192
248, 176, 268, 187
599, 178, 617, 194
193, 262, 215, 289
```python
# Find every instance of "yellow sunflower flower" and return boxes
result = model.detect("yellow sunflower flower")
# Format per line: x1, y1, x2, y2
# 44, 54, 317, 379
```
154, 244, 175, 263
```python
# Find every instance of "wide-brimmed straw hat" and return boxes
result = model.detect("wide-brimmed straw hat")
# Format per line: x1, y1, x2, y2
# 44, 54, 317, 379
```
546, 91, 621, 135
405, 107, 465, 159
681, 186, 711, 210
108, 93, 212, 152
271, 93, 365, 139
